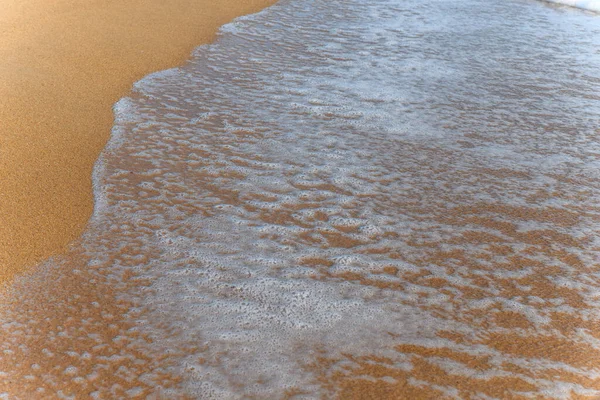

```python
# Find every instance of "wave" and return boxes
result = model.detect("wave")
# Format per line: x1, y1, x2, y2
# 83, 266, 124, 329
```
545, 0, 600, 12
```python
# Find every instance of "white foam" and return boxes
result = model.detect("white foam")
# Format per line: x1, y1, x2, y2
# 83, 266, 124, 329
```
545, 0, 600, 12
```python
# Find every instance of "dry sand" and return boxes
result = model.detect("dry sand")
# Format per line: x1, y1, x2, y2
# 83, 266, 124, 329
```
0, 0, 277, 284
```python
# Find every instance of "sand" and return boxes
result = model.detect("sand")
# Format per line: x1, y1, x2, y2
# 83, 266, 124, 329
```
0, 0, 277, 284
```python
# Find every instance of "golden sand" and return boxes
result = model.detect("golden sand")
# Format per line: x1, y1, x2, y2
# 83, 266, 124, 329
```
0, 0, 277, 283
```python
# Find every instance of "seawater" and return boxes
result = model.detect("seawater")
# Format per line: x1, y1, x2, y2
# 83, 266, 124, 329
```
1, 0, 600, 398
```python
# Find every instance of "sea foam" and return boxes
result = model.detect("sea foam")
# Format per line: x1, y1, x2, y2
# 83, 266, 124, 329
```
545, 0, 600, 12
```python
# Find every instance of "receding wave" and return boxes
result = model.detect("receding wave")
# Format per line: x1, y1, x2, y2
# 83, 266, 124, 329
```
1, 0, 599, 398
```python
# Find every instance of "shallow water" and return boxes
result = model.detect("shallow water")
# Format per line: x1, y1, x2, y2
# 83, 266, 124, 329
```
1, 0, 600, 398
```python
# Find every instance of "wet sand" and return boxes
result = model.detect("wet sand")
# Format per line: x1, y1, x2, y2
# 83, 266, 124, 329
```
0, 0, 277, 283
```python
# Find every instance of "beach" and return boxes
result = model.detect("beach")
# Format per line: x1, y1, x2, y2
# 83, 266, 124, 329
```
1, 0, 600, 398
0, 0, 276, 283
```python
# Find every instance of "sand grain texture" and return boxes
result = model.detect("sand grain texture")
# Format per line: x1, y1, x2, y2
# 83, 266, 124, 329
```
0, 0, 277, 282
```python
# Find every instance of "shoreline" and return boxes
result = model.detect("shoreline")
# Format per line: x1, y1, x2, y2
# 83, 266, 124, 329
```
0, 0, 278, 284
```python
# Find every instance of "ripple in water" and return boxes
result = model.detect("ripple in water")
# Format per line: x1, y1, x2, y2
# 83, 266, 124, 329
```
1, 0, 600, 398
